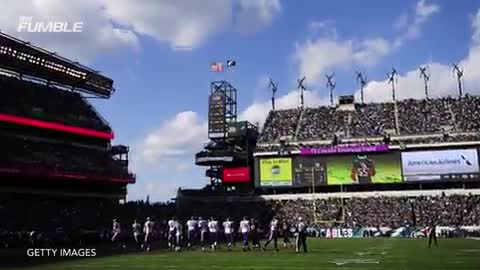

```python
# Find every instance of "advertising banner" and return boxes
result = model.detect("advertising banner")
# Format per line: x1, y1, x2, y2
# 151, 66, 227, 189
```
259, 158, 292, 186
223, 167, 250, 183
300, 144, 389, 156
402, 149, 480, 181
326, 153, 402, 185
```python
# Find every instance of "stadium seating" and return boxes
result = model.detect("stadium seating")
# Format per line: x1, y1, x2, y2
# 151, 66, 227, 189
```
179, 192, 480, 228
0, 74, 111, 132
0, 134, 131, 180
258, 109, 301, 143
256, 96, 480, 148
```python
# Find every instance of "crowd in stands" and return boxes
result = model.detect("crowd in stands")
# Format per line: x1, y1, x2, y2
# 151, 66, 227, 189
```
256, 95, 480, 148
0, 133, 132, 180
258, 109, 301, 143
180, 193, 480, 229
296, 108, 348, 140
0, 74, 111, 132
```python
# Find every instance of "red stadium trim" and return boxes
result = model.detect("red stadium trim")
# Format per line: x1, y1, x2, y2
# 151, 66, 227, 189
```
0, 166, 135, 184
0, 113, 114, 139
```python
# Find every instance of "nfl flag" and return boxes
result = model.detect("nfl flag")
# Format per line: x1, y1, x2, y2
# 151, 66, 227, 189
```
211, 62, 225, 72
226, 60, 236, 67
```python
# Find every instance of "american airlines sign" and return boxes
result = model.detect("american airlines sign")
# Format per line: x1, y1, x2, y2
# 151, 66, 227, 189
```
401, 149, 479, 181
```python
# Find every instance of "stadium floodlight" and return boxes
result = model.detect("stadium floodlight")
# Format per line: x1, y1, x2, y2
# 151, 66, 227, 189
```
387, 68, 398, 102
355, 71, 367, 104
325, 73, 336, 106
419, 65, 431, 100
452, 63, 464, 99
297, 76, 306, 108
268, 77, 278, 111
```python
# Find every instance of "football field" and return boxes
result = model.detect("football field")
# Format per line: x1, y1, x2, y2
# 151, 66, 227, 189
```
5, 238, 480, 270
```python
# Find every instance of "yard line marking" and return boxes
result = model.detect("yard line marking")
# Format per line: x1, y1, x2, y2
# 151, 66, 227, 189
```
70, 265, 381, 270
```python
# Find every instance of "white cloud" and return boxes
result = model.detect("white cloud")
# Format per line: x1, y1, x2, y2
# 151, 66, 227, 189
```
235, 0, 282, 34
416, 0, 440, 19
0, 0, 281, 62
101, 0, 233, 51
129, 111, 209, 201
138, 111, 208, 166
294, 0, 439, 87
397, 0, 440, 45
293, 37, 392, 87
0, 0, 139, 63
240, 89, 328, 128
356, 10, 480, 103
472, 9, 480, 45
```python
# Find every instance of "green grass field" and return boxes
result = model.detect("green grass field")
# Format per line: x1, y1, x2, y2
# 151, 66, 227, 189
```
5, 238, 480, 270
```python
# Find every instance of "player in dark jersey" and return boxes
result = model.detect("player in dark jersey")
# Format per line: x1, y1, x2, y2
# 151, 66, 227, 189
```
250, 219, 260, 249
281, 222, 293, 248
295, 217, 307, 253
428, 220, 438, 248
350, 155, 376, 184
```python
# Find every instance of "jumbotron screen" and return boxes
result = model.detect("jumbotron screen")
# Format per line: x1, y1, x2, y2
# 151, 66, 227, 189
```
326, 153, 402, 185
257, 148, 480, 187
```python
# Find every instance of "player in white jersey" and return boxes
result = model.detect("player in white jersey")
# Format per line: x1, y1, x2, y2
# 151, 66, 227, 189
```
143, 217, 155, 251
238, 216, 250, 251
175, 220, 183, 251
111, 219, 125, 249
167, 217, 177, 250
208, 217, 219, 250
263, 217, 279, 251
223, 218, 234, 250
132, 220, 142, 249
111, 219, 121, 243
198, 217, 209, 251
186, 216, 197, 249
295, 217, 307, 253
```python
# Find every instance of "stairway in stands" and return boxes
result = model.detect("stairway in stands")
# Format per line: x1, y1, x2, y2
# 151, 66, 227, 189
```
293, 107, 306, 141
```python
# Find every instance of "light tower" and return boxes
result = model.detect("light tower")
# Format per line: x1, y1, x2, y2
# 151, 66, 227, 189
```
387, 68, 398, 102
355, 71, 367, 104
419, 65, 431, 100
325, 73, 336, 106
297, 76, 306, 108
268, 77, 278, 111
453, 63, 464, 99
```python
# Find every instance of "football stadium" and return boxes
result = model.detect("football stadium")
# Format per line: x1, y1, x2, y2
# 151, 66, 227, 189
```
1, 1, 480, 270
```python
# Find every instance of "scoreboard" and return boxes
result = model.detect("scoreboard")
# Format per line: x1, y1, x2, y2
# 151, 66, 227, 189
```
208, 92, 226, 139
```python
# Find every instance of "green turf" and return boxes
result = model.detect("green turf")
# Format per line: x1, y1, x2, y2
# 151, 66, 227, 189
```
6, 238, 480, 270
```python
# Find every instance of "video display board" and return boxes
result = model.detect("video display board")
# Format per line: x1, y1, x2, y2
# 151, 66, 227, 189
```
255, 148, 480, 188
223, 167, 250, 183
259, 158, 292, 186
401, 149, 480, 181
208, 92, 226, 139
325, 153, 402, 185
293, 156, 327, 186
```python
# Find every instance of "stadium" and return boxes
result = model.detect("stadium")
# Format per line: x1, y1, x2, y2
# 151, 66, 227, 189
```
1, 1, 480, 270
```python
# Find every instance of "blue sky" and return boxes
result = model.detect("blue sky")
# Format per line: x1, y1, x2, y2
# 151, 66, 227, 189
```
2, 0, 480, 201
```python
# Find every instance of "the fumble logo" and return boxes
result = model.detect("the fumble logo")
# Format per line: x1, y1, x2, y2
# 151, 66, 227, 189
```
18, 16, 83, 33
